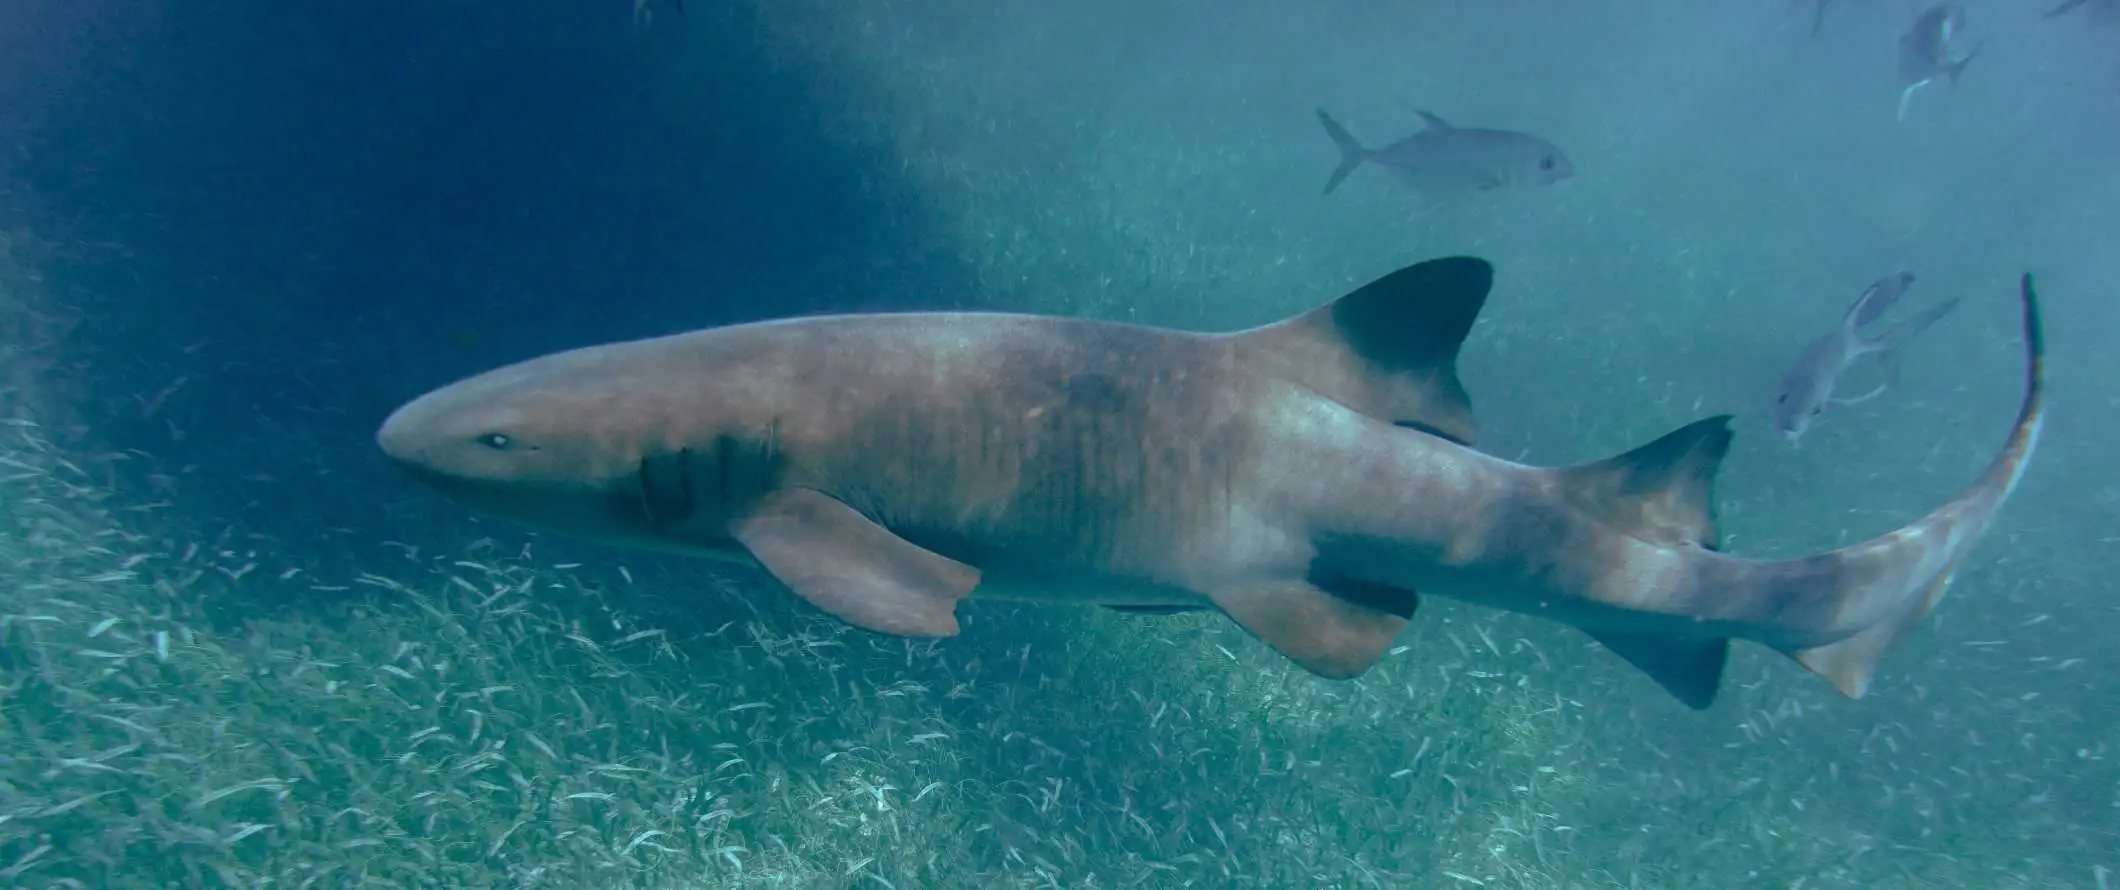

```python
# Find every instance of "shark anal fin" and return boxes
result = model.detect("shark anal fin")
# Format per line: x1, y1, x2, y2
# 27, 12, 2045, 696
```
1103, 604, 1208, 616
1586, 629, 1730, 710
1561, 415, 1734, 550
1205, 579, 1415, 679
1232, 256, 1492, 446
730, 488, 978, 637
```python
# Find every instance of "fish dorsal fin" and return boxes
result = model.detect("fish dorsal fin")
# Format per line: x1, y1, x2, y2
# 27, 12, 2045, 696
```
1560, 415, 1734, 550
1231, 256, 1491, 445
1417, 110, 1453, 130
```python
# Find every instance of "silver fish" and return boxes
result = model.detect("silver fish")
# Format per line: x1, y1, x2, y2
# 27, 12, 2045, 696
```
2044, 0, 2120, 21
1897, 4, 1979, 121
1771, 271, 1958, 444
1316, 108, 1574, 197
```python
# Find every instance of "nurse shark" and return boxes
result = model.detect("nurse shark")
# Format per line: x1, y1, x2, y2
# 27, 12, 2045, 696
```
377, 257, 2045, 709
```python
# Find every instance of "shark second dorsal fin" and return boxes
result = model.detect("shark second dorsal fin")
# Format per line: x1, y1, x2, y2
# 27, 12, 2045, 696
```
1560, 415, 1735, 550
1231, 256, 1491, 445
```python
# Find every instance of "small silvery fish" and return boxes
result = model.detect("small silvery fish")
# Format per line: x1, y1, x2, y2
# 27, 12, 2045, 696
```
2044, 0, 2119, 21
1771, 271, 1959, 445
1897, 4, 1979, 121
1315, 108, 1574, 198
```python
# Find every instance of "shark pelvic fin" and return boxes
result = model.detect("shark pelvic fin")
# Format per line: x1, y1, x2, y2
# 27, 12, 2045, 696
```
1560, 415, 1734, 550
731, 488, 979, 637
1206, 578, 1416, 679
1586, 629, 1731, 710
1233, 256, 1491, 445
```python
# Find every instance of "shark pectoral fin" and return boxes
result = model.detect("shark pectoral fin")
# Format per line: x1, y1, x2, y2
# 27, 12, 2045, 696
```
1205, 579, 1414, 679
1559, 415, 1734, 550
1230, 256, 1491, 446
730, 488, 979, 637
1585, 629, 1730, 710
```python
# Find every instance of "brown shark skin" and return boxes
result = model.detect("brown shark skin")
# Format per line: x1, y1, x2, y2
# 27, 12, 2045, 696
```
379, 261, 2044, 705
386, 313, 1343, 608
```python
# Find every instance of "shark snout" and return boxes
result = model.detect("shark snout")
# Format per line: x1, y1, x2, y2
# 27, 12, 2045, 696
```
375, 402, 424, 467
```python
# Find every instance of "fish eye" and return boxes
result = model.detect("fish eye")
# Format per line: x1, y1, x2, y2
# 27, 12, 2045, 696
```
1539, 156, 1556, 171
1775, 393, 1787, 404
475, 432, 513, 450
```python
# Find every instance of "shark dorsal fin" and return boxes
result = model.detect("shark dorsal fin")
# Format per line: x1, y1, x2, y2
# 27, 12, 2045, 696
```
1561, 415, 1735, 550
1232, 256, 1490, 445
1417, 110, 1453, 130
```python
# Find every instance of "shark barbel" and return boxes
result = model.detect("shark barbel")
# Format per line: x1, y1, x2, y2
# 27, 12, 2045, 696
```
377, 258, 2045, 709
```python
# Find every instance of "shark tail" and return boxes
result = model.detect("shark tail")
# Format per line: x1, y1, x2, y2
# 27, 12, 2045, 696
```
1781, 272, 2044, 698
1580, 273, 2039, 710
1316, 108, 1372, 196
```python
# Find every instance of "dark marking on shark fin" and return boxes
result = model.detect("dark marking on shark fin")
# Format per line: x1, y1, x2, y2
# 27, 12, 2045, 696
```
1102, 604, 1207, 616
1587, 629, 1730, 710
730, 488, 979, 637
1561, 415, 1734, 550
1205, 579, 1411, 679
1416, 110, 1453, 130
1233, 256, 1491, 445
1788, 560, 1961, 698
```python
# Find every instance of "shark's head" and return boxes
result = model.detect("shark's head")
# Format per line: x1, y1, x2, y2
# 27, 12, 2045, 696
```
377, 337, 782, 548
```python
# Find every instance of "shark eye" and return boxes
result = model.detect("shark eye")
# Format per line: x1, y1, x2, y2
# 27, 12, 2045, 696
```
475, 432, 514, 450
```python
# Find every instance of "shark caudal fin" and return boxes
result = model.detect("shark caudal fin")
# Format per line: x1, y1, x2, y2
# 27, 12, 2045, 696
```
1230, 256, 1491, 446
1558, 415, 1739, 709
1782, 272, 2045, 698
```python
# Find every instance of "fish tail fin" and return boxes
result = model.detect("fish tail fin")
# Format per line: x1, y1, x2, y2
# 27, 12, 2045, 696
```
1316, 108, 1371, 195
1847, 271, 1916, 329
1864, 296, 1959, 353
1946, 42, 1982, 85
1775, 274, 2043, 698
